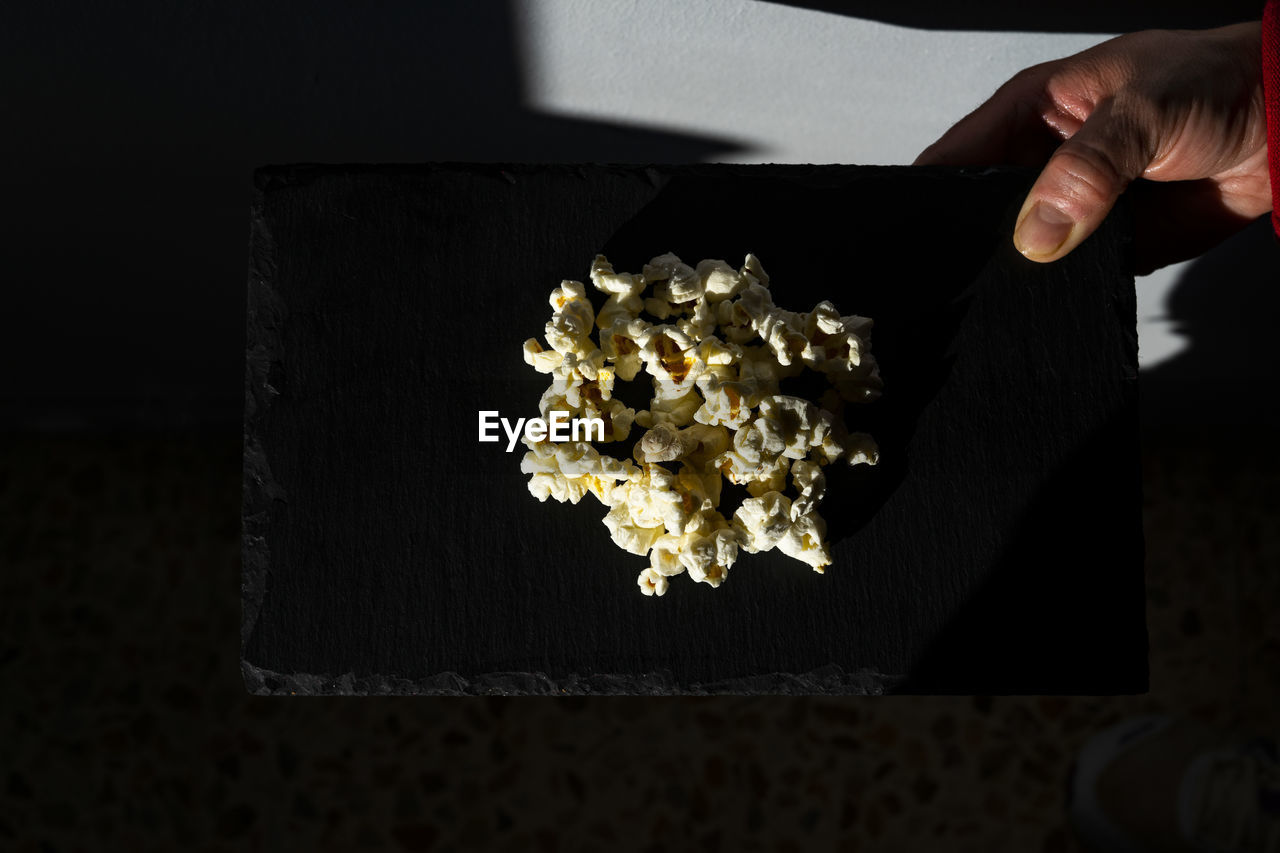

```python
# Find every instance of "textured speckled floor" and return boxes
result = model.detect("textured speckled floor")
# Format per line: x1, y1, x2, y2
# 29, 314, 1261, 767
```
2, 427, 1276, 851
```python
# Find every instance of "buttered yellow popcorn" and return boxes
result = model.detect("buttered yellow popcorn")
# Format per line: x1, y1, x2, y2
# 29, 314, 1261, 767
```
732, 491, 794, 554
777, 511, 832, 571
745, 456, 791, 497
520, 252, 881, 595
637, 568, 670, 596
591, 254, 645, 298
643, 253, 701, 301
788, 460, 826, 520
635, 384, 702, 430
829, 359, 885, 403
756, 308, 812, 367
520, 439, 639, 507
598, 316, 649, 382
694, 374, 756, 430
643, 511, 742, 589
636, 423, 699, 464
603, 502, 665, 555
523, 338, 563, 374
636, 325, 702, 392
697, 259, 747, 303
544, 281, 595, 355
681, 424, 731, 466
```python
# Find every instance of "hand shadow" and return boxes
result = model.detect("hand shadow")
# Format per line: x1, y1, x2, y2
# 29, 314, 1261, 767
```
598, 165, 1018, 551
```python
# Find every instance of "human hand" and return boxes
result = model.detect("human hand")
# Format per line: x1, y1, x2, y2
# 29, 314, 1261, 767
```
914, 23, 1272, 273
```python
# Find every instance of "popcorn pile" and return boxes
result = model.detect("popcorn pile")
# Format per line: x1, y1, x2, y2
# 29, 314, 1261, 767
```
521, 253, 882, 596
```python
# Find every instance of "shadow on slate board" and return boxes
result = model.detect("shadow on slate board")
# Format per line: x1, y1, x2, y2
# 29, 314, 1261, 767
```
598, 175, 990, 551
241, 163, 1145, 695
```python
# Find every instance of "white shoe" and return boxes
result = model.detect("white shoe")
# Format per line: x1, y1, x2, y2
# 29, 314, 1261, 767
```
1068, 715, 1280, 853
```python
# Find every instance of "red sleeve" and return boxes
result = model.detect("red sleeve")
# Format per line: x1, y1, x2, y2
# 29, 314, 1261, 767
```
1265, 0, 1280, 236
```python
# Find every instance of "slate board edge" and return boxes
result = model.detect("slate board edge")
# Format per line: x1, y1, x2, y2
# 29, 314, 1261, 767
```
240, 661, 904, 696
242, 190, 287, 656
252, 161, 1030, 190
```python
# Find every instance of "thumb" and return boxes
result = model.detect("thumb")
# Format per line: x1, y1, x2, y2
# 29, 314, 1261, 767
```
1013, 99, 1151, 262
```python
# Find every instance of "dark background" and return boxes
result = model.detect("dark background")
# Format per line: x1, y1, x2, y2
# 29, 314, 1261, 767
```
4, 1, 1277, 849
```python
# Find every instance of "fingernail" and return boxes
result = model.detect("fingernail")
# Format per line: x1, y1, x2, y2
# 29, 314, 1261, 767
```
1014, 202, 1075, 259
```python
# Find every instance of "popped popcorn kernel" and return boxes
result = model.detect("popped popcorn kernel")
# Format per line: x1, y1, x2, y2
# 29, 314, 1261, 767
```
638, 569, 669, 596
777, 510, 832, 571
520, 252, 882, 594
698, 259, 747, 303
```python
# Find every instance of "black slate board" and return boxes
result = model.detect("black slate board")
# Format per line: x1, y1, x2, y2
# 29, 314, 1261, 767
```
242, 163, 1146, 695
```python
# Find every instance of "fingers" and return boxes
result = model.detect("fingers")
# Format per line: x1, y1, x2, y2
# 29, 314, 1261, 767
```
913, 98, 1016, 167
1127, 178, 1266, 274
914, 67, 1054, 167
1012, 98, 1153, 262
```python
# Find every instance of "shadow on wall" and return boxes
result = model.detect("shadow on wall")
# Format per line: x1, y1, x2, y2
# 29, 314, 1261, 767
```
1139, 216, 1280, 428
2, 1, 749, 431
760, 0, 1265, 32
